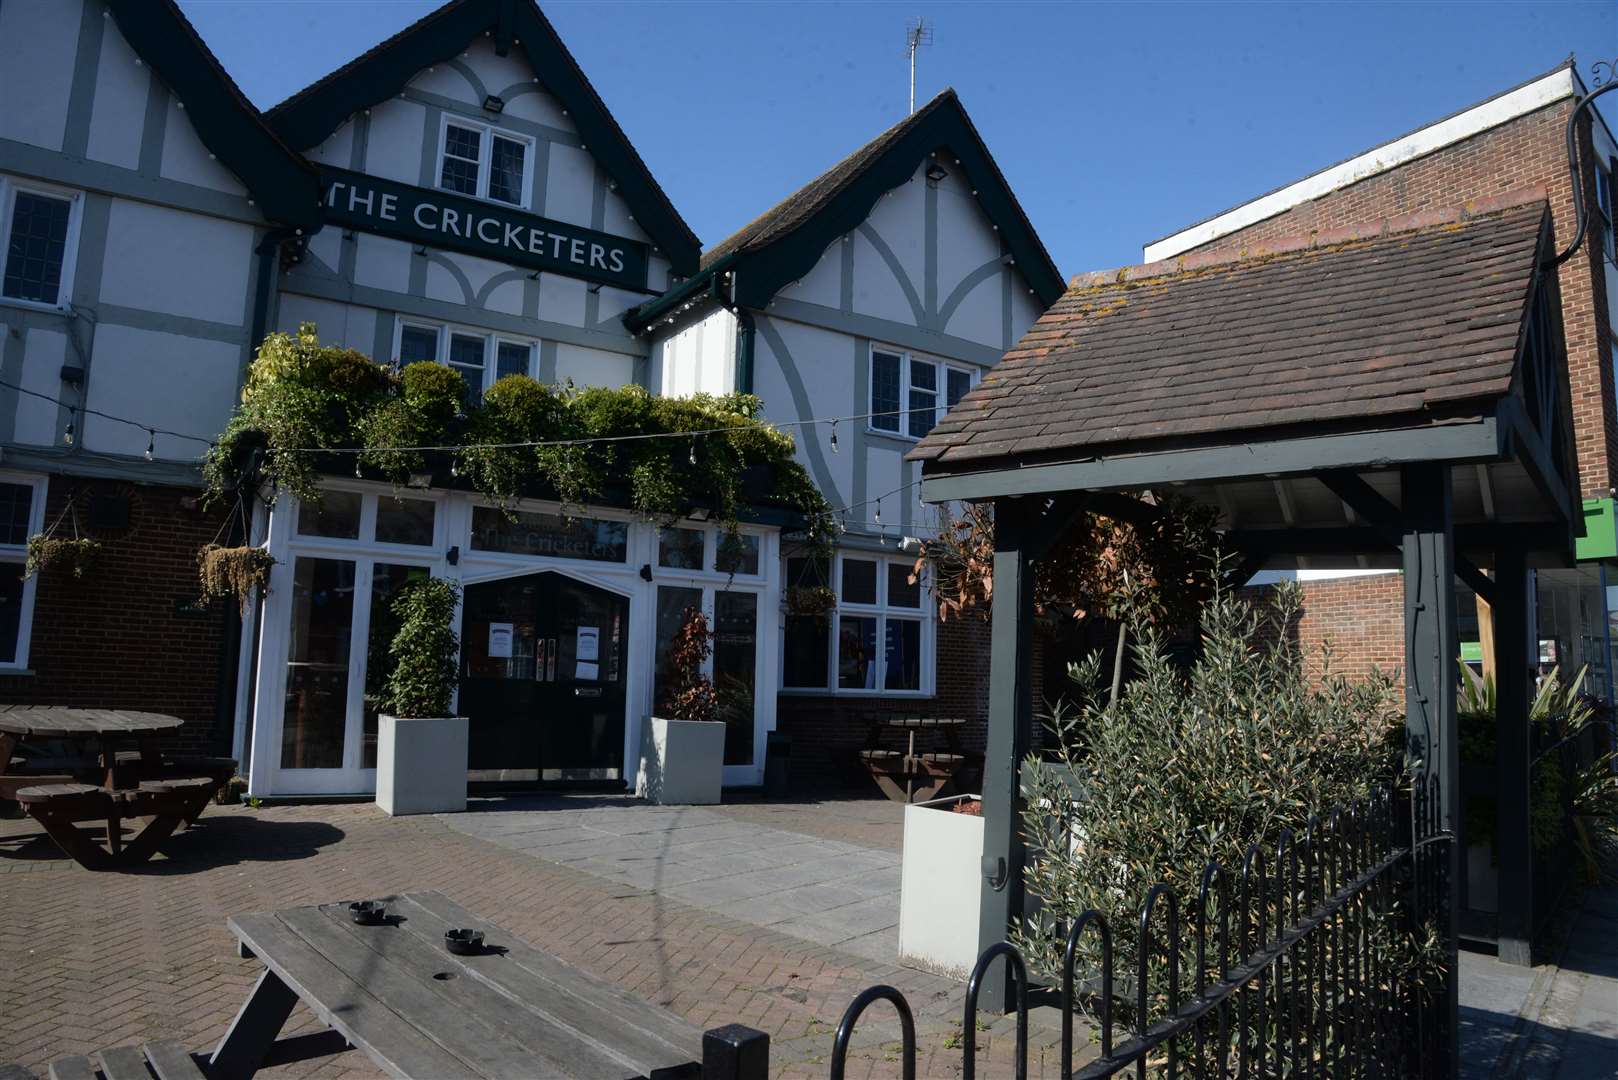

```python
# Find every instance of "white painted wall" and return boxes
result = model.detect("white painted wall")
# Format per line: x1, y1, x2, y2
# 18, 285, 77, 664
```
648, 308, 736, 398
0, 0, 79, 152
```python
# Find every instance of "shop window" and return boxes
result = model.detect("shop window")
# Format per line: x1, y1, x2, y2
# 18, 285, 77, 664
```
395, 319, 537, 399
715, 532, 760, 576
361, 563, 431, 769
374, 497, 435, 546
868, 345, 977, 439
1, 181, 78, 308
658, 527, 705, 570
298, 490, 362, 540
653, 585, 703, 712
438, 118, 531, 208
0, 474, 44, 668
714, 591, 758, 765
783, 552, 930, 694
471, 505, 627, 562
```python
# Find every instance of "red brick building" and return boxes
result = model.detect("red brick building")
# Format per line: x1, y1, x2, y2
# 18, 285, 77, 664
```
1150, 61, 1618, 689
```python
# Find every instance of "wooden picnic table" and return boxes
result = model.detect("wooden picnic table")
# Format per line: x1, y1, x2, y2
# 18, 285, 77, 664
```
212, 891, 707, 1080
858, 716, 979, 803
0, 707, 233, 870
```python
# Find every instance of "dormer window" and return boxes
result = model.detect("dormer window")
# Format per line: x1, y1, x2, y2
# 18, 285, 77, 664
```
437, 117, 531, 209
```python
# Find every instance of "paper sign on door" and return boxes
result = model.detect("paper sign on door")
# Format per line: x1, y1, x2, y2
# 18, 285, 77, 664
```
575, 661, 599, 681
575, 626, 599, 662
488, 622, 514, 659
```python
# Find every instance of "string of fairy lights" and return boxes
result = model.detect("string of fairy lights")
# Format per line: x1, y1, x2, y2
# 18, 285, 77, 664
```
1, 377, 953, 529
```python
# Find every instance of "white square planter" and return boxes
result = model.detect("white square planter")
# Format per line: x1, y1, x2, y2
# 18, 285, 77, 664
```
898, 794, 984, 978
636, 716, 724, 805
376, 715, 469, 816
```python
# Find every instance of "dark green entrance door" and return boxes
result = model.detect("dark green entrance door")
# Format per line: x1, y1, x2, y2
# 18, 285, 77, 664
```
460, 571, 629, 783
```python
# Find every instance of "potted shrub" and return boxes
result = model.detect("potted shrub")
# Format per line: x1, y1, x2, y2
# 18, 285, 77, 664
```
898, 793, 985, 977
637, 606, 725, 805
375, 577, 467, 816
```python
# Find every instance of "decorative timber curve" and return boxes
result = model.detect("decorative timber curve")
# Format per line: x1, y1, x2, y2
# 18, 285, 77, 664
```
265, 0, 700, 274
828, 783, 1452, 1079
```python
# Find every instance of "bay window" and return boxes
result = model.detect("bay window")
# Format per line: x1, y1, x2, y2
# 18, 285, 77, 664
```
869, 346, 977, 439
781, 551, 929, 695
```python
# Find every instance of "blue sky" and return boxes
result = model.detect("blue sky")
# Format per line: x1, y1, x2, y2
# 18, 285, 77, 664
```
178, 1, 1616, 276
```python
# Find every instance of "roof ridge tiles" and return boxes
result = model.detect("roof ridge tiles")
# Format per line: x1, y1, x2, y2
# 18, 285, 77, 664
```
1069, 186, 1548, 292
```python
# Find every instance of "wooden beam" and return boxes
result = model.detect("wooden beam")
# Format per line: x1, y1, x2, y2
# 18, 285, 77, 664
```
976, 497, 1038, 1010
1318, 471, 1498, 605
1402, 463, 1461, 1070
1493, 547, 1534, 966
920, 417, 1502, 503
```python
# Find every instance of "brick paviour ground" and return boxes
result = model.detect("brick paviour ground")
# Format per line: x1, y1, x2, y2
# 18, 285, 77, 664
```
0, 796, 1078, 1079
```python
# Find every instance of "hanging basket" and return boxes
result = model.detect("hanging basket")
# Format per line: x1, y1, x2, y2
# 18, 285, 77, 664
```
784, 584, 837, 616
198, 544, 275, 613
24, 535, 101, 580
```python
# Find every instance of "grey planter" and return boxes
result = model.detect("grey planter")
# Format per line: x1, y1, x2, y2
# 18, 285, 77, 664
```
898, 794, 984, 978
376, 715, 469, 815
636, 716, 724, 805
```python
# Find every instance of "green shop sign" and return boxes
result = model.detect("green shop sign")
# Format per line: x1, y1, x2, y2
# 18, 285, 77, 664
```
318, 167, 650, 291
1577, 497, 1617, 562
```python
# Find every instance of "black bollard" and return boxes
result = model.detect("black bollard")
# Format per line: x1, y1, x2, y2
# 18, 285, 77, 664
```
701, 1024, 769, 1080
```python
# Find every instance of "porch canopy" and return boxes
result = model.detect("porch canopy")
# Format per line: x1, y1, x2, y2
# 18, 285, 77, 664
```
908, 189, 1581, 1017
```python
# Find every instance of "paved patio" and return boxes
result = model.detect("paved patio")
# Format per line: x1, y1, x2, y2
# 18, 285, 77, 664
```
0, 794, 1066, 1079
442, 796, 905, 963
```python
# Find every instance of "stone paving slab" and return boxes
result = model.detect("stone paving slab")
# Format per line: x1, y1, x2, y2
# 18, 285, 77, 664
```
441, 795, 913, 965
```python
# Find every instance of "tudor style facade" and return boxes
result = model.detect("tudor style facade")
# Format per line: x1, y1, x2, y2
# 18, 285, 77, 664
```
626, 92, 1064, 784
0, 0, 1064, 797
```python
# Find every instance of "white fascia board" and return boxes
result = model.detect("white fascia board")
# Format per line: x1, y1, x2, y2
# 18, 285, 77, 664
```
1145, 67, 1578, 263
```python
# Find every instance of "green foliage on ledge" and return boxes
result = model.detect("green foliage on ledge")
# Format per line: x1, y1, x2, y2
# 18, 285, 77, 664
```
204, 324, 835, 542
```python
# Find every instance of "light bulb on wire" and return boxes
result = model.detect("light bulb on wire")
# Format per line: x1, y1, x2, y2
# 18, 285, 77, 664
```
62, 415, 74, 446
689, 439, 697, 466
144, 430, 155, 461
829, 421, 839, 454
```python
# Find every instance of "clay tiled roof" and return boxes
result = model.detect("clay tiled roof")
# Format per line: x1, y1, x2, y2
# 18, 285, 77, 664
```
909, 191, 1552, 471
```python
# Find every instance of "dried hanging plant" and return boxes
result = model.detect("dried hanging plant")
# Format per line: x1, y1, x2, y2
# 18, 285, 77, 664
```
197, 544, 275, 613
24, 536, 101, 579
784, 584, 837, 616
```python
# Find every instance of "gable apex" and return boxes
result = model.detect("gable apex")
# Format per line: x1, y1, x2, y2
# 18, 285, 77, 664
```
266, 0, 700, 275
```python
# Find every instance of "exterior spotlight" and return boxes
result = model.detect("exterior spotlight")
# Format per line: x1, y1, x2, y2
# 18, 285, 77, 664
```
925, 163, 948, 186
483, 94, 505, 114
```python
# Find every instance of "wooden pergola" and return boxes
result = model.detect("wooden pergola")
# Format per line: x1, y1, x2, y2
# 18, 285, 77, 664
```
909, 191, 1581, 1055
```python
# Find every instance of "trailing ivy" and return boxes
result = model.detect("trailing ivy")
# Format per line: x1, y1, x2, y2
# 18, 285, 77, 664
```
206, 324, 835, 544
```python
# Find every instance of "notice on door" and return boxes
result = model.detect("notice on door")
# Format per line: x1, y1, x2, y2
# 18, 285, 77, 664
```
488, 622, 514, 659
575, 661, 599, 681
575, 626, 599, 662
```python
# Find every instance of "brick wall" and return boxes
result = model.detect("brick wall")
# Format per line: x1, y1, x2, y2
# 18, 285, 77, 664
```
0, 476, 235, 757
1185, 96, 1616, 497
1243, 575, 1408, 690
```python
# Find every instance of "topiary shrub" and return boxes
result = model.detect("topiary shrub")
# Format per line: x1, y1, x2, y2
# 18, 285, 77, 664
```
658, 607, 717, 723
380, 577, 461, 719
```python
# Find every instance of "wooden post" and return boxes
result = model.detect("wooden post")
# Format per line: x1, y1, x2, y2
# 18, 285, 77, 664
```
1493, 547, 1534, 966
976, 497, 1036, 1011
1401, 463, 1460, 1074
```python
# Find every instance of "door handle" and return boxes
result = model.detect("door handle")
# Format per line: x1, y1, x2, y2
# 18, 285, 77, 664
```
547, 638, 558, 682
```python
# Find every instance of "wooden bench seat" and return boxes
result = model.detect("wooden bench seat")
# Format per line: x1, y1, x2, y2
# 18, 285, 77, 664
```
119, 778, 214, 818
14, 783, 114, 821
2, 1040, 206, 1080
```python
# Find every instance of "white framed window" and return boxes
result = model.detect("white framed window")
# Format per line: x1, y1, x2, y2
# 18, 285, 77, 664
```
0, 176, 83, 311
868, 346, 977, 440
780, 551, 931, 695
436, 116, 533, 209
0, 471, 47, 671
392, 318, 538, 402
1596, 159, 1616, 266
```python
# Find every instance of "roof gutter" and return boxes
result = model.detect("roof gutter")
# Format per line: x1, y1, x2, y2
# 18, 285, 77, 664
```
623, 254, 737, 335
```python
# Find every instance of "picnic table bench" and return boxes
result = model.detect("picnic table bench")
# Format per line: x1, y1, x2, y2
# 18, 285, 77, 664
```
0, 707, 234, 869
212, 890, 765, 1079
0, 1039, 205, 1080
858, 716, 980, 803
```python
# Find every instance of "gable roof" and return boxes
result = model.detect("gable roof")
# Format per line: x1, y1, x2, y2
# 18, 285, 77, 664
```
264, 0, 699, 275
626, 89, 1063, 332
106, 0, 321, 228
911, 191, 1555, 473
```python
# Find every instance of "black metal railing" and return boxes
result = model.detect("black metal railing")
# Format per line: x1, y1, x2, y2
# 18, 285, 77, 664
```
829, 781, 1452, 1079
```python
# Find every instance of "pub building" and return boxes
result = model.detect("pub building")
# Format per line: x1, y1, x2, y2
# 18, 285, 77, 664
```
0, 0, 1063, 798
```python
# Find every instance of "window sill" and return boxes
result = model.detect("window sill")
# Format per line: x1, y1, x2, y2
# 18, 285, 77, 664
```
0, 296, 68, 317
0, 667, 36, 677
865, 427, 923, 447
779, 687, 933, 699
